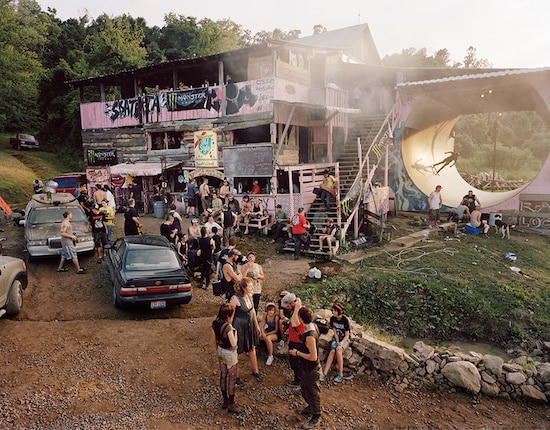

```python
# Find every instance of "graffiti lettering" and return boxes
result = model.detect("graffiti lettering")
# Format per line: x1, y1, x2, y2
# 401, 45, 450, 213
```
518, 216, 550, 228
519, 200, 550, 213
104, 95, 163, 122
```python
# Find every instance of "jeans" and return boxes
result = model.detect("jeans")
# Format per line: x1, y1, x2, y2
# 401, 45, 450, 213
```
320, 190, 331, 210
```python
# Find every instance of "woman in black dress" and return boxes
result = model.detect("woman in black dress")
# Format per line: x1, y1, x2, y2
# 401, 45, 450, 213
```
229, 278, 262, 382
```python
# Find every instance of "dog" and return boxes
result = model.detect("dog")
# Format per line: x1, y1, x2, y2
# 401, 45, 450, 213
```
494, 219, 511, 239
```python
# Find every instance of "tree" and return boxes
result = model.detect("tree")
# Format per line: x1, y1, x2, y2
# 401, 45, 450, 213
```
0, 0, 45, 131
462, 46, 492, 69
252, 28, 301, 44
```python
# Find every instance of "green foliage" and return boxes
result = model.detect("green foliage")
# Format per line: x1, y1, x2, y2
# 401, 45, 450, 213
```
293, 235, 550, 350
454, 112, 549, 180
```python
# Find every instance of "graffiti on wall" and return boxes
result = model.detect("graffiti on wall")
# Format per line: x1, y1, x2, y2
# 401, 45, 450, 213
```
518, 195, 550, 228
102, 79, 275, 123
104, 93, 166, 122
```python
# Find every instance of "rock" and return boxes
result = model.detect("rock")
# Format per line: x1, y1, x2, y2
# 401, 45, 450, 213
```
482, 354, 504, 378
354, 336, 404, 372
520, 385, 547, 403
503, 363, 523, 372
481, 371, 496, 384
481, 380, 500, 397
441, 361, 481, 393
506, 372, 527, 385
425, 360, 437, 374
536, 362, 550, 383
412, 341, 434, 362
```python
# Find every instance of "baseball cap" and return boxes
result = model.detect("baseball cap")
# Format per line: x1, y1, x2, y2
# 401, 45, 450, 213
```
436, 185, 442, 189
279, 290, 290, 297
281, 293, 296, 308
229, 249, 241, 256
93, 204, 99, 209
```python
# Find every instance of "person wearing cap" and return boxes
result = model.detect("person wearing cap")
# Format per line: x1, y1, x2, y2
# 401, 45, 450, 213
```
290, 208, 310, 260
271, 204, 289, 244
260, 302, 279, 366
319, 169, 336, 211
86, 203, 108, 263
427, 185, 443, 228
282, 293, 305, 386
187, 218, 201, 239
320, 303, 350, 383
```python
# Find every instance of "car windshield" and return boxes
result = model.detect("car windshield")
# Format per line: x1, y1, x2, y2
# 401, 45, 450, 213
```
124, 248, 181, 271
20, 134, 35, 141
54, 177, 78, 188
28, 207, 87, 224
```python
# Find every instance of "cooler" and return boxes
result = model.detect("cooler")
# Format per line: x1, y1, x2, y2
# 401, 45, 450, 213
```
465, 224, 480, 235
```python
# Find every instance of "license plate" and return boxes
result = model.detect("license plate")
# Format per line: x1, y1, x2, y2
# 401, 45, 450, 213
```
150, 300, 166, 309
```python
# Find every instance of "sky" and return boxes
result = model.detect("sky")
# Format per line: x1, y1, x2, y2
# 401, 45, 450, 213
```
38, 0, 550, 69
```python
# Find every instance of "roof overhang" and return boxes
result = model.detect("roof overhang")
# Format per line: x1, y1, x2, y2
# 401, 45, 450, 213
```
110, 162, 180, 177
271, 99, 361, 115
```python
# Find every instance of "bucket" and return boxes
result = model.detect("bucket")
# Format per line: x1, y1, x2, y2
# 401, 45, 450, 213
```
153, 201, 165, 219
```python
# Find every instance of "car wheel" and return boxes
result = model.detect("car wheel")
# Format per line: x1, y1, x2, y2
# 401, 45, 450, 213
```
6, 279, 23, 315
113, 286, 121, 308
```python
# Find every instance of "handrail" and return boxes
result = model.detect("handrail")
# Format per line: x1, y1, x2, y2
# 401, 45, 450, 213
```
339, 105, 398, 242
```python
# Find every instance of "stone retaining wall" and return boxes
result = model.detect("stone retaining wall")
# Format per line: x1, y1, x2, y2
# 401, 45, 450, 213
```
278, 310, 550, 404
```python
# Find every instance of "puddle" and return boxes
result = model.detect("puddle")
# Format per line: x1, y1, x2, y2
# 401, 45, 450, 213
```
400, 337, 510, 360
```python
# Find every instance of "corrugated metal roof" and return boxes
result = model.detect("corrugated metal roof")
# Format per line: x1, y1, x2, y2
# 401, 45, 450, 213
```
397, 67, 550, 88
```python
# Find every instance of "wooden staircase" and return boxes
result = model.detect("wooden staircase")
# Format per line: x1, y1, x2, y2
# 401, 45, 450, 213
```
283, 115, 389, 256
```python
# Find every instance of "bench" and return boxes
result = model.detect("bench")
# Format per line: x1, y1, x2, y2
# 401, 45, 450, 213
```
239, 214, 271, 235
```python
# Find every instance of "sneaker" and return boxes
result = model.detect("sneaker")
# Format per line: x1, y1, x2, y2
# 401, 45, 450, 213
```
277, 339, 285, 349
252, 372, 263, 383
235, 377, 244, 388
56, 267, 68, 272
319, 373, 326, 382
334, 374, 343, 383
297, 407, 312, 416
287, 380, 300, 387
266, 356, 274, 366
76, 268, 87, 274
97, 258, 102, 264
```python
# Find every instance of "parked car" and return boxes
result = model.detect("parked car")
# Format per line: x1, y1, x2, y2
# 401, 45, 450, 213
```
106, 235, 192, 309
10, 133, 39, 150
52, 173, 86, 195
24, 193, 94, 260
0, 256, 28, 317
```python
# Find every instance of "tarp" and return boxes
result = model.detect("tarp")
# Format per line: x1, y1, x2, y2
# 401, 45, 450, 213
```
109, 162, 179, 177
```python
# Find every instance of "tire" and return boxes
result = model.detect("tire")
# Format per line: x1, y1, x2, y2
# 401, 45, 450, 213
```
113, 286, 121, 308
6, 279, 23, 315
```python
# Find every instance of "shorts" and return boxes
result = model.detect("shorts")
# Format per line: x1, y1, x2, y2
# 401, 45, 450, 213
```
61, 243, 78, 260
428, 209, 440, 221
93, 231, 107, 248
330, 339, 350, 351
187, 197, 197, 207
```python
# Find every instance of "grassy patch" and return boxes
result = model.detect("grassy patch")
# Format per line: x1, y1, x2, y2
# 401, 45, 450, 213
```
294, 232, 550, 351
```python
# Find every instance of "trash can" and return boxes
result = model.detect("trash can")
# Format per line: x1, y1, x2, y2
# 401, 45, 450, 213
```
153, 201, 165, 219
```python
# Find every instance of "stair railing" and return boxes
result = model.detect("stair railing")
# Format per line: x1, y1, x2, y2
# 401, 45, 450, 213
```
339, 104, 398, 243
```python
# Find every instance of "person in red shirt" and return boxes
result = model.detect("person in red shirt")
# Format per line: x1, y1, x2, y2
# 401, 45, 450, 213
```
281, 293, 305, 386
290, 207, 310, 260
250, 180, 261, 194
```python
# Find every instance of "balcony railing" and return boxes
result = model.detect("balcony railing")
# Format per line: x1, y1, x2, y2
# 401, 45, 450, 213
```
80, 78, 316, 130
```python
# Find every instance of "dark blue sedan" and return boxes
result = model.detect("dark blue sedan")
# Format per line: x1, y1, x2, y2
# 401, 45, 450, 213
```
106, 235, 192, 309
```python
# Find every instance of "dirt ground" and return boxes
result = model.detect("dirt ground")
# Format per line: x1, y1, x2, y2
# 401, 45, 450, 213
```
0, 213, 548, 429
